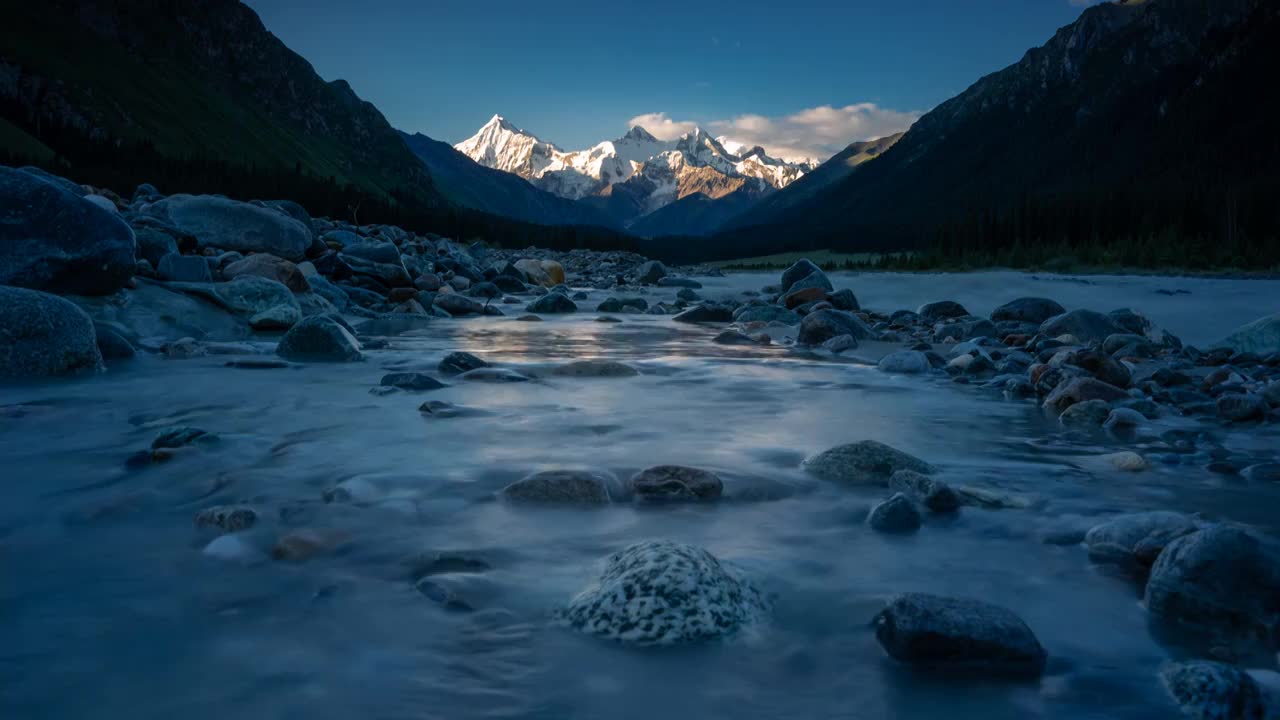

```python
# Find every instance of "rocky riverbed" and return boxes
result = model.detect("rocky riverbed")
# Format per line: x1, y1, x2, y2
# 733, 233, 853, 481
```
4, 164, 1280, 719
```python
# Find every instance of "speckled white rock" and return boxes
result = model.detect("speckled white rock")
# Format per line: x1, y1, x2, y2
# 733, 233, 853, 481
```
1106, 451, 1149, 472
561, 540, 769, 646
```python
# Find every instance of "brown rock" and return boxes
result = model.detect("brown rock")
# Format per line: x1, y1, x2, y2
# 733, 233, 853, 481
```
223, 253, 310, 292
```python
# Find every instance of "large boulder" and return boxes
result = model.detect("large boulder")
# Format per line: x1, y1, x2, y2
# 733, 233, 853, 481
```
514, 258, 554, 287
917, 300, 969, 321
222, 253, 310, 292
803, 440, 935, 485
500, 470, 611, 505
991, 297, 1066, 324
276, 315, 363, 362
1039, 309, 1124, 343
878, 350, 931, 374
1084, 511, 1198, 568
560, 540, 769, 646
780, 258, 822, 294
434, 293, 486, 317
0, 166, 136, 295
629, 465, 723, 502
798, 309, 875, 345
636, 260, 668, 284
873, 593, 1048, 677
72, 281, 250, 342
1145, 525, 1280, 646
142, 194, 310, 261
0, 286, 104, 378
1215, 313, 1280, 356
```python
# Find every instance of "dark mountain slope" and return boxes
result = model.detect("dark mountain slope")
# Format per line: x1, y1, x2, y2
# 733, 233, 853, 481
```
0, 0, 438, 203
629, 188, 765, 238
684, 0, 1280, 267
398, 130, 617, 228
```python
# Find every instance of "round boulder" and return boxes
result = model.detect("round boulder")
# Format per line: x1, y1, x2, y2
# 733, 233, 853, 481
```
560, 540, 769, 645
0, 286, 104, 378
873, 593, 1047, 677
143, 194, 311, 261
803, 440, 934, 485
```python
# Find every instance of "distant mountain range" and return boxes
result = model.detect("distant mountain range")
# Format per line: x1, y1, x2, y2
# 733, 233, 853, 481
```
680, 0, 1280, 264
453, 115, 817, 232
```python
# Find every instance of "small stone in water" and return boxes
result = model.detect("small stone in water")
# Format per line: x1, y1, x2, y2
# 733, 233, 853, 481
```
1105, 451, 1148, 472
380, 372, 446, 391
629, 465, 723, 502
867, 493, 922, 533
194, 505, 257, 532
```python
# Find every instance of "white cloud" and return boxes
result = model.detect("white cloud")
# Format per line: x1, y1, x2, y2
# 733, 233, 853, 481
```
626, 112, 700, 141
628, 104, 922, 162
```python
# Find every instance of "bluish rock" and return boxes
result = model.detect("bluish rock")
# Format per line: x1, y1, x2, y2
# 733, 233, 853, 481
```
0, 286, 104, 378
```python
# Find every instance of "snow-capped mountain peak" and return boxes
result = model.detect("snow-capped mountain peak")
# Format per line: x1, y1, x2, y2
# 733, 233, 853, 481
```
454, 114, 819, 210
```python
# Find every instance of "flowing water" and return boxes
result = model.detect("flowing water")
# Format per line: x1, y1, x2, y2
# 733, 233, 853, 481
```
3, 271, 1279, 719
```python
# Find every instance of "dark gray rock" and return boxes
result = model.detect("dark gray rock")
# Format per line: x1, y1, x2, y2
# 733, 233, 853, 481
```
1145, 525, 1280, 646
380, 372, 445, 391
598, 297, 649, 313
798, 309, 875, 345
143, 194, 310, 261
827, 288, 860, 312
803, 440, 935, 485
991, 297, 1066, 324
733, 304, 800, 325
918, 300, 969, 321
1084, 512, 1198, 568
878, 350, 932, 374
560, 540, 769, 646
439, 351, 489, 375
673, 304, 734, 323
193, 505, 258, 533
780, 258, 823, 293
1059, 399, 1112, 427
873, 593, 1047, 677
890, 469, 960, 513
0, 286, 104, 378
867, 493, 922, 533
434, 293, 486, 316
157, 254, 213, 283
1217, 393, 1269, 422
276, 316, 363, 362
94, 324, 135, 361
500, 470, 612, 505
1040, 309, 1124, 343
526, 293, 578, 314
0, 166, 137, 295
550, 360, 639, 377
629, 465, 723, 502
213, 276, 299, 318
636, 260, 668, 284
1160, 661, 1268, 720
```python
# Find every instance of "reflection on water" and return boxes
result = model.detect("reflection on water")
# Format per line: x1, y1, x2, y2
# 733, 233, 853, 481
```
2, 271, 1278, 719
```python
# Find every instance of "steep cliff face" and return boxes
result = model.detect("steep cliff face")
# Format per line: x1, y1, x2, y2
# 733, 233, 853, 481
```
0, 0, 438, 203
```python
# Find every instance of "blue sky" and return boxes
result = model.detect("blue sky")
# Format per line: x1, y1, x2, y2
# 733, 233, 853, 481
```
245, 0, 1093, 159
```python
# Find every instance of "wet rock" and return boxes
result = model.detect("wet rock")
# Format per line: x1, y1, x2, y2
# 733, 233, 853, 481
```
94, 324, 135, 361
272, 529, 351, 562
457, 367, 531, 383
798, 309, 875, 346
991, 297, 1066, 324
157, 253, 213, 283
276, 316, 363, 362
822, 334, 857, 353
1105, 451, 1149, 472
380, 372, 445, 391
1152, 367, 1194, 387
1217, 394, 1269, 423
0, 287, 104, 379
0, 166, 137, 295
597, 297, 649, 313
1215, 313, 1280, 356
733, 305, 800, 325
827, 289, 860, 312
659, 277, 702, 289
144, 194, 310, 261
878, 350, 931, 374
1059, 399, 1112, 427
673, 304, 734, 323
714, 329, 758, 345
515, 314, 542, 322
213, 275, 300, 319
1160, 660, 1269, 720
248, 303, 300, 330
1084, 511, 1198, 568
1040, 309, 1124, 344
560, 540, 769, 646
1053, 348, 1131, 388
434, 293, 486, 316
1043, 377, 1129, 414
203, 534, 259, 562
438, 351, 489, 375
1104, 407, 1147, 430
194, 505, 258, 533
629, 465, 723, 502
889, 469, 960, 513
526, 293, 578, 314
636, 260, 668, 284
867, 493, 922, 533
918, 300, 969, 321
803, 440, 935, 485
550, 359, 638, 377
500, 470, 612, 505
782, 285, 828, 309
873, 593, 1047, 677
223, 253, 310, 292
1145, 525, 1280, 645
